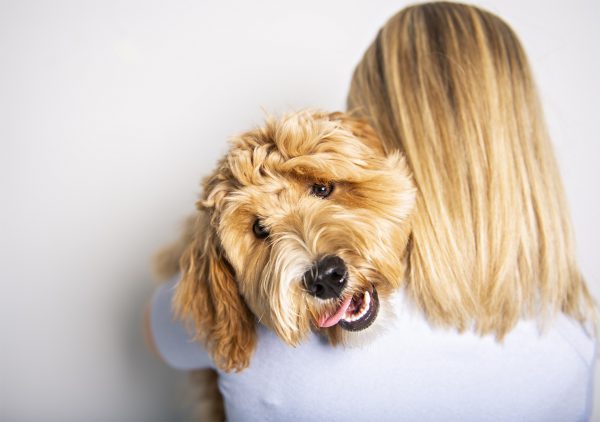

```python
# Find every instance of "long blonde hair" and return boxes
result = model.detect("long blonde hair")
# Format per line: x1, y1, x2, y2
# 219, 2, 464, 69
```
348, 2, 595, 336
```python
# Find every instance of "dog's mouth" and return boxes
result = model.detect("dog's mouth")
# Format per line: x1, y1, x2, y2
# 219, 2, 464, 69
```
316, 286, 379, 331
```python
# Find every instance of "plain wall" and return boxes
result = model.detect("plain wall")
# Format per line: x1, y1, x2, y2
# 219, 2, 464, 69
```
1, 1, 598, 420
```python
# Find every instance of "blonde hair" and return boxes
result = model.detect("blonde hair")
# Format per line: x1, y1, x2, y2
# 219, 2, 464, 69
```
348, 2, 595, 336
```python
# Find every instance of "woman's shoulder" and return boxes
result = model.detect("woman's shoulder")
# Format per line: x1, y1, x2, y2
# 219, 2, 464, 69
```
220, 291, 596, 421
149, 280, 595, 421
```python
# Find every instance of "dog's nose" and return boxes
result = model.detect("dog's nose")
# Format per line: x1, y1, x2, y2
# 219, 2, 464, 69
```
303, 255, 347, 300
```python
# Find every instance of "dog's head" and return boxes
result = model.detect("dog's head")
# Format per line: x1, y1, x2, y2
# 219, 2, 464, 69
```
174, 111, 415, 371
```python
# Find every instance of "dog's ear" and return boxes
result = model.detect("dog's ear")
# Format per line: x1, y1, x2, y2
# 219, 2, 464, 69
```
327, 111, 386, 155
173, 207, 257, 372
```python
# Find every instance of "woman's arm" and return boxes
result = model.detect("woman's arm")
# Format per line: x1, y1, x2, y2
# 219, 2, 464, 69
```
145, 277, 214, 370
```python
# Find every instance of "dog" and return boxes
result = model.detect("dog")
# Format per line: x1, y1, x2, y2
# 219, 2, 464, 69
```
155, 110, 415, 418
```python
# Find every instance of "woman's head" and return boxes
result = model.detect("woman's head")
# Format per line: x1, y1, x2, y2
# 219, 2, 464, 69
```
348, 2, 594, 335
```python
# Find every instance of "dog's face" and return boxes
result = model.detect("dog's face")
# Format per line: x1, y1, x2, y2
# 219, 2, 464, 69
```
175, 111, 415, 371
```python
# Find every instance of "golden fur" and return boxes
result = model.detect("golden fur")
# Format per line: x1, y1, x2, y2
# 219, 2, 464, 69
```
156, 111, 415, 371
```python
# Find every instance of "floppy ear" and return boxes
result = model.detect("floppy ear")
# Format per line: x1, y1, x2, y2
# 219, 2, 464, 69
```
173, 209, 257, 372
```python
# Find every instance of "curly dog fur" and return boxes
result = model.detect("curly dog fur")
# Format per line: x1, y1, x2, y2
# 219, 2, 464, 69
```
156, 110, 415, 372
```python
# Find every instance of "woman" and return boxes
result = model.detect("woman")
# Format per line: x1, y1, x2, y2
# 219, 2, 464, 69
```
147, 3, 596, 420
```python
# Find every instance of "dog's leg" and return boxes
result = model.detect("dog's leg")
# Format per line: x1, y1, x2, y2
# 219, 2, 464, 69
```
188, 368, 225, 422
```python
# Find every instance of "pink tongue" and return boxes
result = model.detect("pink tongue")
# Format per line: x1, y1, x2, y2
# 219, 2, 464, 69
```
317, 296, 353, 328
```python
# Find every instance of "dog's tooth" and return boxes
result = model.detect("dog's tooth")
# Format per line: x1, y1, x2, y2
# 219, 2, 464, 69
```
359, 306, 367, 318
357, 293, 371, 319
340, 290, 374, 325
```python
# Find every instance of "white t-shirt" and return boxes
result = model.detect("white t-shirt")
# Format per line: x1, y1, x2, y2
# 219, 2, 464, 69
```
151, 278, 596, 421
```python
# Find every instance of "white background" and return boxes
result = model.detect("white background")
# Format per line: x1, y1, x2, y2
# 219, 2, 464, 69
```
1, 1, 598, 420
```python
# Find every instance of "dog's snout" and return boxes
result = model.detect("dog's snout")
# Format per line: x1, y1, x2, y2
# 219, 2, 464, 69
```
303, 255, 347, 300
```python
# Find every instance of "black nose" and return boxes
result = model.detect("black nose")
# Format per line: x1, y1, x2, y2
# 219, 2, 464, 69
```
303, 255, 347, 299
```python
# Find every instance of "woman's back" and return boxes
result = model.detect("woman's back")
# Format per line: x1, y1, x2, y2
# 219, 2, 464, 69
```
152, 279, 595, 421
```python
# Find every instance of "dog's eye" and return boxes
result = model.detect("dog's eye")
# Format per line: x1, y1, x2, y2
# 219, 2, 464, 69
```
252, 219, 269, 239
311, 182, 334, 199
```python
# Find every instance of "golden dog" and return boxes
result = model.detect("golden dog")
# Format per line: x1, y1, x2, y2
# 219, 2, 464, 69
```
156, 110, 415, 372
